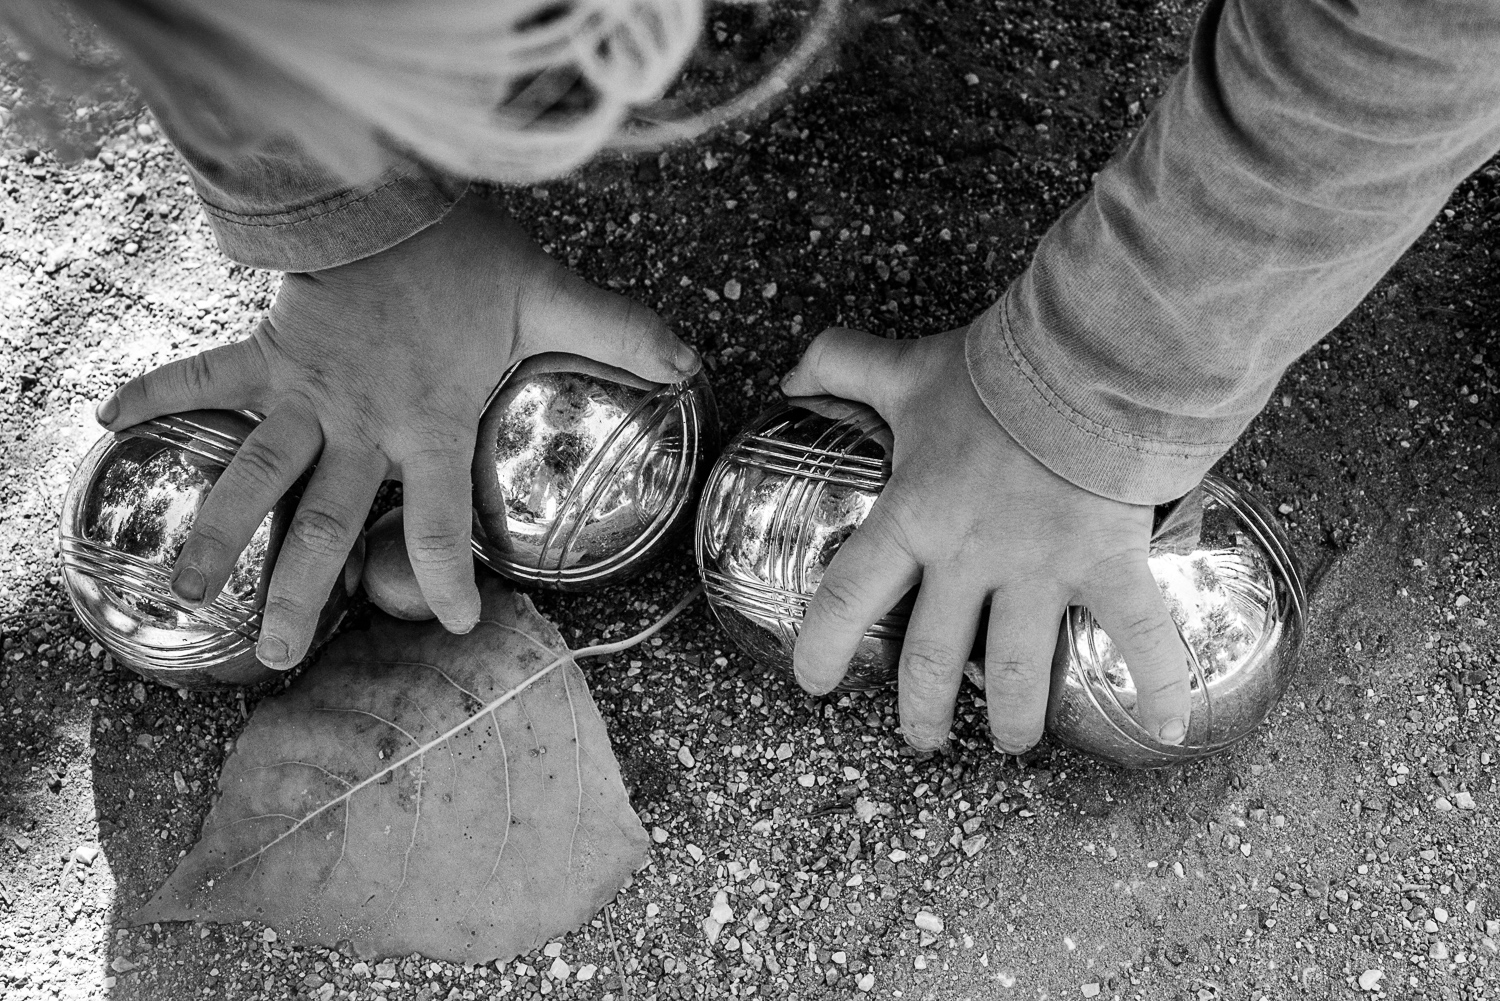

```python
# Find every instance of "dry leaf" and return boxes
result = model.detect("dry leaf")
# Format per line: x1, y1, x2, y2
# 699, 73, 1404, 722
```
137, 581, 649, 962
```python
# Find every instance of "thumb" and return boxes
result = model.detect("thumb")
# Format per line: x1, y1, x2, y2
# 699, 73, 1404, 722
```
520, 270, 699, 385
779, 328, 915, 411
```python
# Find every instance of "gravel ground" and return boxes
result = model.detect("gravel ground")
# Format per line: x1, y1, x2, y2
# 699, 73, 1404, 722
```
2, 2, 1497, 1000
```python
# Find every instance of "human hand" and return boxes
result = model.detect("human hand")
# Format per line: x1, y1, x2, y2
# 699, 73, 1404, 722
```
780, 327, 1190, 753
95, 192, 699, 668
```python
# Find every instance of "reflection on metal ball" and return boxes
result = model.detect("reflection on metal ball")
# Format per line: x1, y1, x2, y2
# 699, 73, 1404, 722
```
696, 397, 1308, 767
59, 411, 347, 690
472, 353, 719, 591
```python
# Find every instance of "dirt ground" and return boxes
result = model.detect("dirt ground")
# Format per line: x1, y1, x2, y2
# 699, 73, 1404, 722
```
1, 2, 1497, 1000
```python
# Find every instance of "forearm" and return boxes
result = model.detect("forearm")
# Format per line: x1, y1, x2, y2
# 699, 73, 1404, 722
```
968, 0, 1500, 504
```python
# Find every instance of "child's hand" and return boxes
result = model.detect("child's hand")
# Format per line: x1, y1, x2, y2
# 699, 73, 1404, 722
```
95, 192, 699, 668
780, 327, 1190, 753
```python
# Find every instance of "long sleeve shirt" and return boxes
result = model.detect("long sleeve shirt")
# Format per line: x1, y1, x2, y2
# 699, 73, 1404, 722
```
145, 0, 1500, 504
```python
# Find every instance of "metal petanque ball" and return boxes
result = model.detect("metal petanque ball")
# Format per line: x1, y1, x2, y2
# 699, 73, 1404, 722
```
695, 396, 1308, 767
471, 353, 719, 591
59, 410, 347, 691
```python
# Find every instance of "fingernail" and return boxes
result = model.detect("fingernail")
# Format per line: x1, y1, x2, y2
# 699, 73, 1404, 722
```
1157, 717, 1188, 745
95, 396, 119, 427
674, 344, 700, 375
778, 368, 798, 393
257, 634, 290, 668
171, 566, 205, 605
447, 615, 478, 636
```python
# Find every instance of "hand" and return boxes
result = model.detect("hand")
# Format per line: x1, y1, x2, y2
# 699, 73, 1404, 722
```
780, 327, 1190, 753
96, 192, 699, 668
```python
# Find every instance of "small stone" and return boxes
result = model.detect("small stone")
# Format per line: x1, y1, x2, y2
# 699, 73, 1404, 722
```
549, 957, 570, 981
1358, 969, 1383, 991
1454, 791, 1476, 810
857, 972, 875, 992
685, 843, 704, 862
761, 282, 778, 299
123, 242, 139, 256
110, 956, 137, 973
710, 893, 734, 924
1082, 985, 1101, 998
374, 962, 397, 979
914, 911, 944, 934
543, 942, 563, 958
651, 826, 668, 843
723, 279, 742, 301
797, 773, 816, 787
1278, 503, 1294, 515
913, 956, 927, 970
677, 745, 695, 769
351, 961, 369, 977
1434, 796, 1454, 812
576, 964, 596, 981
1430, 942, 1449, 961
702, 916, 722, 943
854, 798, 878, 822
261, 928, 278, 943
72, 844, 100, 865
1455, 594, 1470, 608
962, 834, 988, 857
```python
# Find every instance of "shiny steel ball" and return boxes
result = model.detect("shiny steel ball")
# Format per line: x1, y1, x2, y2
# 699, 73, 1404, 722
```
59, 410, 347, 690
471, 353, 719, 591
696, 397, 1308, 767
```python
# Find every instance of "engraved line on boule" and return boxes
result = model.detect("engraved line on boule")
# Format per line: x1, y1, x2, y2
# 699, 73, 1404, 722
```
207, 587, 702, 877
534, 383, 671, 577
61, 537, 260, 637
549, 388, 680, 581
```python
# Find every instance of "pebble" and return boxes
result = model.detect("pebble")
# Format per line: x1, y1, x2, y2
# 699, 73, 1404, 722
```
857, 972, 875, 991
1358, 969, 1384, 991
71, 844, 99, 865
1454, 790, 1476, 810
576, 963, 596, 980
914, 911, 944, 934
651, 826, 668, 843
677, 745, 695, 769
548, 957, 570, 981
723, 279, 742, 301
1434, 796, 1453, 812
1082, 984, 1101, 998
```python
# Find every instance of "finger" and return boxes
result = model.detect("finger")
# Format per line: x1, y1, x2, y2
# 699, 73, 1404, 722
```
399, 433, 483, 633
520, 270, 699, 383
778, 328, 915, 408
258, 449, 385, 669
793, 502, 920, 695
99, 336, 269, 430
985, 583, 1068, 754
170, 405, 322, 607
896, 576, 984, 751
1088, 559, 1193, 745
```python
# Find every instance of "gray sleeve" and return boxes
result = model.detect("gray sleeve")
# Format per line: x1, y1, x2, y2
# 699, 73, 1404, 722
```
966, 0, 1500, 505
141, 82, 469, 273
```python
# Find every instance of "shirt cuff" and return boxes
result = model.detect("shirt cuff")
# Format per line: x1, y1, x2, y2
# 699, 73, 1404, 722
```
195, 166, 470, 273
965, 297, 1242, 507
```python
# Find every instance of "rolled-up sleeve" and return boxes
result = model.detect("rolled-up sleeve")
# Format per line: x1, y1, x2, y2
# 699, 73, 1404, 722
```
967, 0, 1500, 505
141, 90, 468, 273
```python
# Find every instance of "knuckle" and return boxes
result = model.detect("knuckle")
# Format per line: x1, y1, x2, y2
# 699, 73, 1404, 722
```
176, 351, 217, 399
899, 638, 961, 687
985, 657, 1034, 692
230, 437, 293, 491
287, 506, 353, 559
404, 529, 470, 569
809, 574, 863, 626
